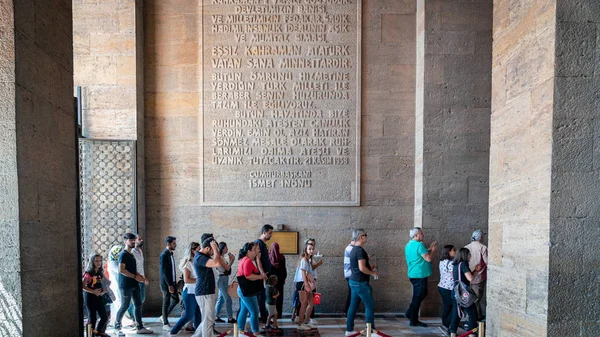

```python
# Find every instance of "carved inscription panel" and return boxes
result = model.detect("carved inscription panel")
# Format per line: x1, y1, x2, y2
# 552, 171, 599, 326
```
201, 0, 361, 206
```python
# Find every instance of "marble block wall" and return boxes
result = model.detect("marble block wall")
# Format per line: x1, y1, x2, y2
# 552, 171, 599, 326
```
488, 0, 556, 335
416, 0, 492, 315
0, 0, 80, 336
143, 0, 418, 314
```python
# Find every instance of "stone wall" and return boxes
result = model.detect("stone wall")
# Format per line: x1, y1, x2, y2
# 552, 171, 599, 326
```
0, 0, 22, 334
416, 0, 492, 315
0, 0, 79, 335
73, 0, 146, 245
143, 0, 417, 313
548, 1, 600, 335
487, 0, 556, 335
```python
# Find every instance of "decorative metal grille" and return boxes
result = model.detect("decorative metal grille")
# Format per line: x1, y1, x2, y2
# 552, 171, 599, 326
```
79, 139, 137, 262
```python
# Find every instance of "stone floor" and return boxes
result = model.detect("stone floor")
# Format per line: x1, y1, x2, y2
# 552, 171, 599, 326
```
113, 315, 453, 337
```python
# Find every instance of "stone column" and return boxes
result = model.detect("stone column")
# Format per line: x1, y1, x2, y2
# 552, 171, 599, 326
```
0, 0, 79, 336
489, 0, 600, 335
73, 0, 145, 236
415, 0, 492, 315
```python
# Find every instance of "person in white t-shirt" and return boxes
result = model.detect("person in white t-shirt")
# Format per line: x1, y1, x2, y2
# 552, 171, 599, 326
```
464, 229, 488, 320
168, 242, 202, 336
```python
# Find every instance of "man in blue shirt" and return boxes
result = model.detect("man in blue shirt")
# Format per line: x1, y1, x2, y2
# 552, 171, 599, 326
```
404, 227, 437, 327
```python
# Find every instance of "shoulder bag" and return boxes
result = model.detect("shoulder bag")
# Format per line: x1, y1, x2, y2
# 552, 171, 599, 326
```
453, 262, 477, 308
237, 259, 264, 297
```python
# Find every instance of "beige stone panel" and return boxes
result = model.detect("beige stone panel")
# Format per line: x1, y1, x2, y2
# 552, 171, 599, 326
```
364, 42, 416, 66
363, 91, 415, 116
72, 3, 120, 33
360, 156, 380, 181
145, 116, 182, 140
0, 32, 15, 82
210, 208, 266, 230
145, 92, 199, 117
179, 65, 198, 92
145, 0, 197, 15
145, 14, 187, 45
375, 0, 416, 14
362, 114, 384, 138
116, 55, 136, 85
146, 42, 198, 66
146, 178, 199, 206
73, 31, 90, 56
145, 65, 180, 93
383, 115, 415, 138
381, 14, 415, 44
90, 32, 135, 56
74, 55, 117, 85
83, 109, 137, 139
118, 1, 135, 33
365, 64, 416, 92
86, 86, 136, 110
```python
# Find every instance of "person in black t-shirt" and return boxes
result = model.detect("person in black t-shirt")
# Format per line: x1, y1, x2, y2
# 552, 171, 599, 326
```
255, 224, 273, 324
114, 233, 152, 336
345, 229, 378, 336
191, 237, 223, 337
449, 248, 481, 337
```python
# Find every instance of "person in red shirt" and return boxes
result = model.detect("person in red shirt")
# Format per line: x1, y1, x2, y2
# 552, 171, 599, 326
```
236, 242, 268, 337
82, 253, 108, 335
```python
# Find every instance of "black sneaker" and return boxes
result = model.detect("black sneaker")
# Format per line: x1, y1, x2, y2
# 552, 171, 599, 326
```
215, 317, 225, 323
227, 318, 236, 324
409, 321, 428, 327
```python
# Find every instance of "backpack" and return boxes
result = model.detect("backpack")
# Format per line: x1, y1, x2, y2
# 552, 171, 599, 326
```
453, 262, 477, 308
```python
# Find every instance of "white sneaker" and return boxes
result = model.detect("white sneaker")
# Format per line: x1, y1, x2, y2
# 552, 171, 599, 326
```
309, 318, 318, 324
297, 325, 311, 330
163, 324, 171, 331
113, 328, 125, 337
158, 315, 165, 324
304, 323, 316, 329
137, 327, 153, 334
345, 331, 359, 336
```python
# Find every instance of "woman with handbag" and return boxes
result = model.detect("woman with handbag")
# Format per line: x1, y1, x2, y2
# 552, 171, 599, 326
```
169, 242, 202, 336
438, 245, 456, 334
215, 242, 236, 324
82, 253, 109, 336
294, 242, 317, 331
449, 248, 481, 337
236, 242, 267, 337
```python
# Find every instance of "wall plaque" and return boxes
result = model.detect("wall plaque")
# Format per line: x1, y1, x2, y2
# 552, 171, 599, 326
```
201, 0, 361, 206
266, 231, 299, 255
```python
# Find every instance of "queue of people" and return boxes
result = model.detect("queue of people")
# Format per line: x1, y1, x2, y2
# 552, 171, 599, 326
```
82, 225, 486, 337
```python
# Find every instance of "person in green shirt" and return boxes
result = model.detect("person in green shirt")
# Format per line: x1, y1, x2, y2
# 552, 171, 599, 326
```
404, 227, 437, 327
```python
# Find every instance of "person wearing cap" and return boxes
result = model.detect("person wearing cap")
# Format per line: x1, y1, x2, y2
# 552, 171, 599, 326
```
464, 229, 488, 320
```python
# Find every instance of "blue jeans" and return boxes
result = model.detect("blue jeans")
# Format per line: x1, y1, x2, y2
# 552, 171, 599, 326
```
237, 287, 260, 333
170, 288, 201, 335
127, 282, 146, 319
346, 280, 374, 332
215, 275, 233, 319
116, 285, 144, 329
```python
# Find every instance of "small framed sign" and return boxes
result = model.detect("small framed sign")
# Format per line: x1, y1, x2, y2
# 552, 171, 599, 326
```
266, 231, 299, 255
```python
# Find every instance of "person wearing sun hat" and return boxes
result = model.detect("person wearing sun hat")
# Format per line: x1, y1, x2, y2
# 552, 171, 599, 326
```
464, 229, 488, 320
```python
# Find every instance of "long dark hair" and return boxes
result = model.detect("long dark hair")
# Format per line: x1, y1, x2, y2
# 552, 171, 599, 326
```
85, 253, 103, 275
239, 242, 256, 260
218, 242, 228, 255
440, 245, 454, 261
452, 247, 470, 265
